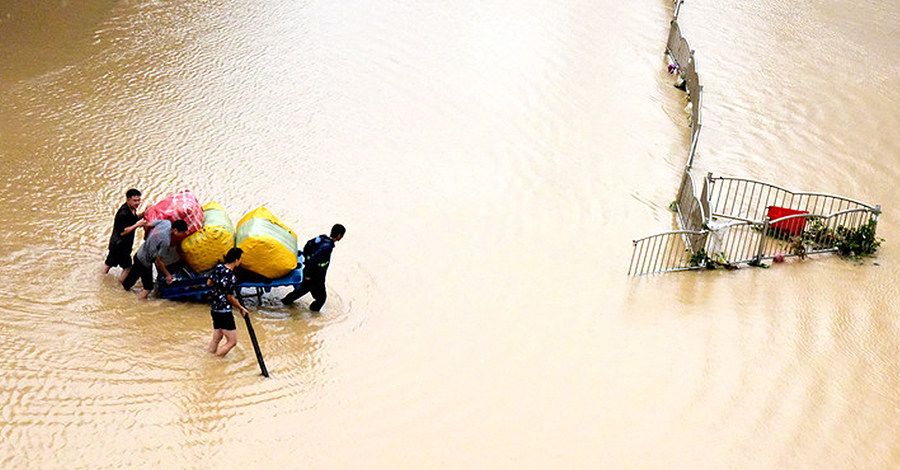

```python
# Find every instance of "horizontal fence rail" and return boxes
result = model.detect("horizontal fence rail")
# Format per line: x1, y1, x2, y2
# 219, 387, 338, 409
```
753, 208, 879, 261
632, 208, 880, 275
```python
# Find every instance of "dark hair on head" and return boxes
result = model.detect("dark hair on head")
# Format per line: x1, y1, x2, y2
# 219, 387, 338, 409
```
223, 247, 243, 264
331, 224, 346, 238
172, 220, 188, 232
126, 188, 141, 199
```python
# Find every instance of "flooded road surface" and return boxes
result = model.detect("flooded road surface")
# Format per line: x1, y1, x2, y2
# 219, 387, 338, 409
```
1, 0, 899, 468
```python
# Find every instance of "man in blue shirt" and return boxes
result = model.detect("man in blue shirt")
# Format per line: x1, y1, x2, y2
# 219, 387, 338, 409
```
281, 224, 346, 312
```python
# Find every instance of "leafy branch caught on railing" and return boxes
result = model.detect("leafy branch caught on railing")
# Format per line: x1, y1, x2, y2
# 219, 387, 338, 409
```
688, 248, 737, 270
834, 218, 883, 258
778, 217, 883, 260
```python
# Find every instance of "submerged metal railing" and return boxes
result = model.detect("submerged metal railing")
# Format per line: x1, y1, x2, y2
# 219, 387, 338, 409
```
705, 207, 880, 265
666, 19, 703, 168
675, 170, 709, 251
628, 230, 699, 275
707, 175, 878, 223
629, 207, 881, 275
628, 1, 882, 276
666, 20, 692, 69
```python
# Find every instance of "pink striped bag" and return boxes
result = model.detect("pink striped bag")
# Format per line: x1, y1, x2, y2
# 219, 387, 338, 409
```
144, 189, 204, 235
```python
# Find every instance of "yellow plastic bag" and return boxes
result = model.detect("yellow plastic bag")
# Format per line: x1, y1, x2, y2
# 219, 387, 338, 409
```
180, 202, 236, 272
235, 206, 298, 279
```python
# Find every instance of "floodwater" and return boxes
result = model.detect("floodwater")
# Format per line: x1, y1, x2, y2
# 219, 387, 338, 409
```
1, 0, 898, 468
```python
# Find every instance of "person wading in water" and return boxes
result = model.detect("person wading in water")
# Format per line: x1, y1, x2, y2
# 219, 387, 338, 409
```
281, 224, 345, 312
207, 248, 250, 357
103, 188, 148, 282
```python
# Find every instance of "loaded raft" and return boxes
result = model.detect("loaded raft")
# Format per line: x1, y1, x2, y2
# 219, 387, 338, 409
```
158, 256, 304, 304
142, 189, 305, 301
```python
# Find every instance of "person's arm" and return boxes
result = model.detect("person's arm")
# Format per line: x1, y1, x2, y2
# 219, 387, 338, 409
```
156, 256, 173, 284
119, 219, 148, 237
227, 294, 249, 317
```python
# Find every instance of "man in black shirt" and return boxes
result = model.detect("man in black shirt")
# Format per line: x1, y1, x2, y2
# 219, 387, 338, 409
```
281, 224, 346, 312
103, 188, 148, 281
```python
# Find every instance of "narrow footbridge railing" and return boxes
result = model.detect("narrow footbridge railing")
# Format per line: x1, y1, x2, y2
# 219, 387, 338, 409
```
629, 2, 882, 275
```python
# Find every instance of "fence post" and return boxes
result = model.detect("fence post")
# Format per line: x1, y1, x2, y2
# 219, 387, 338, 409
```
755, 217, 769, 264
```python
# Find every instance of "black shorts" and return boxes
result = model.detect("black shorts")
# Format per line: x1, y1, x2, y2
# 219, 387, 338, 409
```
211, 310, 236, 331
105, 246, 133, 269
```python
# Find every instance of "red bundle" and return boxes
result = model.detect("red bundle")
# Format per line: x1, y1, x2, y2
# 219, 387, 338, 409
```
144, 189, 204, 235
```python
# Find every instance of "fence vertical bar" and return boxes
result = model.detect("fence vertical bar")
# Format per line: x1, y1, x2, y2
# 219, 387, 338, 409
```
755, 218, 769, 264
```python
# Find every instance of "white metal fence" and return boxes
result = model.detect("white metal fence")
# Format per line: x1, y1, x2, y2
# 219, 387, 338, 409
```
629, 174, 882, 275
707, 175, 877, 223
628, 2, 882, 275
628, 230, 698, 275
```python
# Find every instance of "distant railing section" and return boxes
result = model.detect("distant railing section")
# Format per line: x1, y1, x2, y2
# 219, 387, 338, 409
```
666, 19, 702, 168
673, 0, 684, 19
628, 1, 882, 275
666, 20, 691, 69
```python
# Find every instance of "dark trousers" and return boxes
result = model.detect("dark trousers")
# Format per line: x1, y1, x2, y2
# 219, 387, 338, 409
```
122, 256, 154, 291
282, 276, 327, 311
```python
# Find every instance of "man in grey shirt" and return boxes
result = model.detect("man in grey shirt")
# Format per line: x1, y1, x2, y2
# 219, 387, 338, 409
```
122, 219, 189, 299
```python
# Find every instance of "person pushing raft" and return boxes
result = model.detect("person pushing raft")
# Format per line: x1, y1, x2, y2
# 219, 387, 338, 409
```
122, 219, 189, 299
281, 224, 346, 312
103, 188, 149, 281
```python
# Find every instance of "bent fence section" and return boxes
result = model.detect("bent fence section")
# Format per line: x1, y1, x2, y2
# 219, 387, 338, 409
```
675, 170, 709, 252
666, 20, 703, 168
666, 20, 692, 69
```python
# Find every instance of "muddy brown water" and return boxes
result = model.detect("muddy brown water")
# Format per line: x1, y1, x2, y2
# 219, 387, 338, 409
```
1, 1, 899, 468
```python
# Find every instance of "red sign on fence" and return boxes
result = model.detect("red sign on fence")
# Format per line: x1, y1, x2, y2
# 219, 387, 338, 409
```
766, 206, 808, 236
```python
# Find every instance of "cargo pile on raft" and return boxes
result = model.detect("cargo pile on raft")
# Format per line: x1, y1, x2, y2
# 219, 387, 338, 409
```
112, 189, 309, 304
